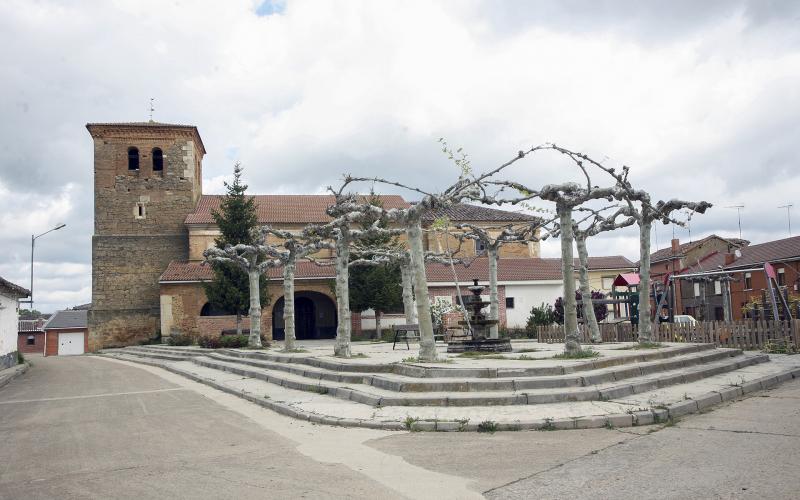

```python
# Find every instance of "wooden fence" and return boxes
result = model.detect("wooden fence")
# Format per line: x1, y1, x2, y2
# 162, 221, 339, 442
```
535, 319, 800, 350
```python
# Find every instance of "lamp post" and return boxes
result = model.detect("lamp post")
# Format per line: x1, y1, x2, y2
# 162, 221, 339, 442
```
23, 223, 66, 313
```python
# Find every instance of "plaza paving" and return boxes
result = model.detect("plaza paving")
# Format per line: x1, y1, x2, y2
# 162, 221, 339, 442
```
1, 354, 800, 499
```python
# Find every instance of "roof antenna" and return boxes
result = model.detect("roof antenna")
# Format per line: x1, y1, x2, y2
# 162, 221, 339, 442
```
778, 204, 793, 237
725, 205, 744, 239
149, 98, 155, 122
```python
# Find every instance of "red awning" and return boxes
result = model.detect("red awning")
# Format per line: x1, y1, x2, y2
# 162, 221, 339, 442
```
612, 273, 640, 287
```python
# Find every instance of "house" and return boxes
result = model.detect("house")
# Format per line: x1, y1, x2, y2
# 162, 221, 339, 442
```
18, 318, 46, 355
643, 235, 748, 320
673, 235, 800, 321
1, 276, 30, 369
43, 310, 88, 356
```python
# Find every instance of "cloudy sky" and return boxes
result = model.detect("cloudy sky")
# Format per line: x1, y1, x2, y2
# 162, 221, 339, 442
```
1, 0, 799, 313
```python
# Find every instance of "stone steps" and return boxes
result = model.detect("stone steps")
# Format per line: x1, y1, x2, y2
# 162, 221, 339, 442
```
186, 351, 768, 407
198, 347, 741, 393
99, 350, 800, 432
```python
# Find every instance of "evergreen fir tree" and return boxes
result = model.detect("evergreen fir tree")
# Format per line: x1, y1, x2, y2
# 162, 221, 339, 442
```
203, 163, 269, 335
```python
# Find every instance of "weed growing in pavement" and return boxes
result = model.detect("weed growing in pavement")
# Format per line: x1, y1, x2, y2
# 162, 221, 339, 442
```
477, 420, 498, 433
350, 353, 369, 358
604, 420, 615, 430
539, 417, 556, 431
553, 349, 600, 360
762, 340, 799, 355
401, 356, 453, 364
403, 415, 420, 431
457, 418, 470, 432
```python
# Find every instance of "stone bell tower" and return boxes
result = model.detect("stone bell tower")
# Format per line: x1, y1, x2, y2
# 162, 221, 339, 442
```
86, 122, 205, 349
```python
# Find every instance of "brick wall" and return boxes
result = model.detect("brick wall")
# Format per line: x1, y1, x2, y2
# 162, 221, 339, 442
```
17, 332, 44, 354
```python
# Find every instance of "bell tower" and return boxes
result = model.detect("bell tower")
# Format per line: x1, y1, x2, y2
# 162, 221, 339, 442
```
86, 122, 205, 349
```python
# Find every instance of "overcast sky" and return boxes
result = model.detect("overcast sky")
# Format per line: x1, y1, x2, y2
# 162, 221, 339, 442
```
1, 0, 799, 313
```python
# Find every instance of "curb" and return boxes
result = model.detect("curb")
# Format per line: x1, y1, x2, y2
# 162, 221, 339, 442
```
99, 353, 800, 433
0, 362, 30, 390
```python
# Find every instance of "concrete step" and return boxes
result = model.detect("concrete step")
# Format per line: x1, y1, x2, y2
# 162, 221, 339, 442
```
202, 347, 741, 393
99, 351, 800, 432
187, 351, 769, 407
125, 342, 715, 378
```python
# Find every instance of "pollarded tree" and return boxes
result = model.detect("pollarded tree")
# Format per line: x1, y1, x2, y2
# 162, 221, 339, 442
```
203, 163, 269, 335
204, 230, 279, 348
544, 146, 711, 343
260, 227, 332, 351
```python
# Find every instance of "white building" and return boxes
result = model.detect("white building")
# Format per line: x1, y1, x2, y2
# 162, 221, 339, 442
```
0, 276, 30, 369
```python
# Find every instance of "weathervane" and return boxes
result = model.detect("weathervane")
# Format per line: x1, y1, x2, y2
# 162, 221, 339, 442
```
149, 98, 155, 122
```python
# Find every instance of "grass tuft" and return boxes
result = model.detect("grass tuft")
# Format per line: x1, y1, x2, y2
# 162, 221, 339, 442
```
553, 348, 600, 360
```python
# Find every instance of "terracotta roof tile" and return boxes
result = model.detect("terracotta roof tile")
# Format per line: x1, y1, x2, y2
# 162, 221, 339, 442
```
648, 235, 748, 263
185, 194, 411, 224
421, 203, 539, 223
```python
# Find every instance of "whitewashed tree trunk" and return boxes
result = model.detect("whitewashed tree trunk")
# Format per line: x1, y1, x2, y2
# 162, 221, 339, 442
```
408, 219, 437, 361
375, 310, 382, 340
576, 234, 601, 343
559, 204, 581, 354
247, 263, 263, 348
236, 313, 242, 336
283, 263, 296, 351
334, 231, 352, 357
637, 219, 653, 343
487, 246, 500, 339
400, 262, 417, 324
722, 279, 732, 322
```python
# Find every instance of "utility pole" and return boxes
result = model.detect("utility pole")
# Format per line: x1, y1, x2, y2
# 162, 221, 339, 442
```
725, 205, 744, 239
778, 204, 793, 237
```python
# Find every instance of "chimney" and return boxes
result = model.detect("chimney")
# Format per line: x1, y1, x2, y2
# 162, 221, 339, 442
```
724, 253, 736, 265
671, 238, 680, 254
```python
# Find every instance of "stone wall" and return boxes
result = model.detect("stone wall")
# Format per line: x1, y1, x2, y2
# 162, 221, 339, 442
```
88, 124, 203, 349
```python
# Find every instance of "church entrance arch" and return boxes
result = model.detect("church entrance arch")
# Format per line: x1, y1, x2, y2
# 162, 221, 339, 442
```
272, 291, 337, 340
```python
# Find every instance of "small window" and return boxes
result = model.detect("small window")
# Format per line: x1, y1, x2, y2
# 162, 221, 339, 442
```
777, 268, 785, 287
744, 272, 752, 290
601, 276, 615, 289
693, 282, 700, 297
128, 147, 139, 170
152, 148, 163, 171
475, 240, 487, 255
26, 335, 35, 345
714, 280, 721, 295
505, 297, 515, 309
135, 202, 146, 219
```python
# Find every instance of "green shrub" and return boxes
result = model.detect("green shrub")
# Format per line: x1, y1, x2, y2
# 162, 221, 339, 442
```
526, 303, 555, 338
552, 348, 600, 360
16, 351, 25, 364
220, 334, 250, 348
198, 337, 222, 349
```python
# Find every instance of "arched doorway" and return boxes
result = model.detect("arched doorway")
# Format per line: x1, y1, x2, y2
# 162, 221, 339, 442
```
272, 291, 337, 340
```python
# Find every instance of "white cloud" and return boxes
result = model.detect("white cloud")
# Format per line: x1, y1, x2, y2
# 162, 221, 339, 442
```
1, 0, 799, 311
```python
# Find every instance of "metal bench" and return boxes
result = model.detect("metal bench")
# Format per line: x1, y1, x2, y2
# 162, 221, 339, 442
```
392, 324, 446, 350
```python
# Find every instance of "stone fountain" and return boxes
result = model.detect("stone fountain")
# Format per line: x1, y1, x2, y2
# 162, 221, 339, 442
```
447, 279, 512, 353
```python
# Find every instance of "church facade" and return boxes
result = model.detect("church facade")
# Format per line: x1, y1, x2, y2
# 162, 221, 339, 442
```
87, 121, 543, 349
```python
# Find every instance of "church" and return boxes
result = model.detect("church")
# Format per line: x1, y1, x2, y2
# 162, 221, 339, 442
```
86, 121, 633, 350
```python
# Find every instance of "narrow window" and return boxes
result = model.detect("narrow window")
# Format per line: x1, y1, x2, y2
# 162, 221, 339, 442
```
135, 202, 146, 219
475, 240, 487, 255
128, 147, 139, 170
714, 280, 721, 295
777, 268, 785, 287
693, 282, 700, 297
744, 272, 752, 290
152, 148, 163, 172
505, 297, 515, 309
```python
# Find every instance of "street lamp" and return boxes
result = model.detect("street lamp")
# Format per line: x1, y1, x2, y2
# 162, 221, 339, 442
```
21, 223, 66, 313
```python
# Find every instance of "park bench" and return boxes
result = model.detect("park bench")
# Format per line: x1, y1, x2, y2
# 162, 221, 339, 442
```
392, 324, 446, 350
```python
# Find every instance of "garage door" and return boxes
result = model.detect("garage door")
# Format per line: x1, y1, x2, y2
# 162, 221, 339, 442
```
58, 332, 85, 356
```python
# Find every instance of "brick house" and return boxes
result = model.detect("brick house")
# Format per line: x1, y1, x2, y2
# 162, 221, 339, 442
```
43, 310, 89, 356
18, 318, 45, 355
673, 235, 800, 321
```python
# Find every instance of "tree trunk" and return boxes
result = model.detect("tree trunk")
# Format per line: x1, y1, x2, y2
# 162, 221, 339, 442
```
576, 234, 602, 343
334, 231, 352, 357
236, 312, 242, 336
401, 261, 417, 324
637, 219, 653, 343
283, 262, 296, 351
375, 310, 382, 340
247, 263, 263, 348
559, 204, 581, 354
488, 246, 500, 339
722, 279, 732, 322
408, 219, 437, 361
